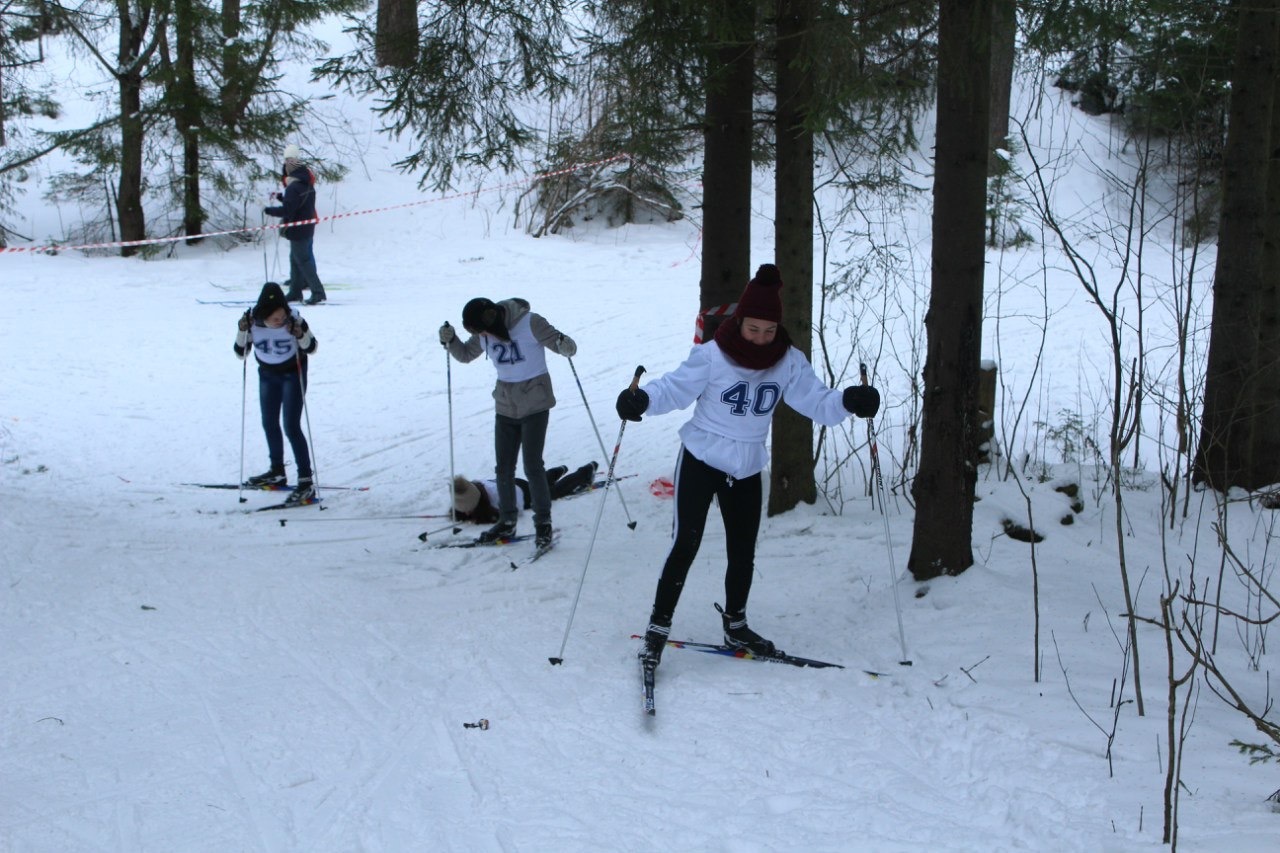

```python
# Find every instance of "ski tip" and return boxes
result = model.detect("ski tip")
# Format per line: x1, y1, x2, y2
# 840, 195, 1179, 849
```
627, 521, 638, 530
509, 562, 519, 571
548, 657, 563, 666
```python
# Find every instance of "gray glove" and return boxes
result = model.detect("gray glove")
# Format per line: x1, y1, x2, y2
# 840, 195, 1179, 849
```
557, 334, 577, 358
439, 322, 455, 345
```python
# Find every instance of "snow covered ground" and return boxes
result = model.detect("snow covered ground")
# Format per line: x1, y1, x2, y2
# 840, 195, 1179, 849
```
3, 29, 1278, 853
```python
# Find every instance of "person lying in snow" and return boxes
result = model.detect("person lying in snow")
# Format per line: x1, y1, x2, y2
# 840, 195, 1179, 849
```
450, 461, 599, 524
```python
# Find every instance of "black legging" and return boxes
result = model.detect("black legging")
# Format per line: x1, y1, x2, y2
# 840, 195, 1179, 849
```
649, 446, 762, 626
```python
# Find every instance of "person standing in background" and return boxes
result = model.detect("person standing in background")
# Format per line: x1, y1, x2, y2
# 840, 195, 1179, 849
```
265, 144, 327, 306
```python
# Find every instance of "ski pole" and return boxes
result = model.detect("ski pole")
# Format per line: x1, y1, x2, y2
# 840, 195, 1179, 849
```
296, 348, 321, 507
278, 513, 456, 527
860, 362, 911, 666
443, 324, 457, 525
261, 209, 270, 282
551, 365, 644, 665
566, 355, 637, 529
237, 346, 249, 504
418, 522, 465, 542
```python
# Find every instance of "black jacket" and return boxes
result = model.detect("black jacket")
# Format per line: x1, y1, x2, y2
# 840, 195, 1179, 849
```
264, 164, 317, 241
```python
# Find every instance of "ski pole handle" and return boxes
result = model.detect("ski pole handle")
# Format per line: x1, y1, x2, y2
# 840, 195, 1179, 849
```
859, 361, 869, 386
630, 364, 646, 392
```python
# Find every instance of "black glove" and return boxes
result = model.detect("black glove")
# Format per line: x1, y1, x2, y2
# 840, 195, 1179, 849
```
616, 388, 649, 422
237, 310, 252, 332
843, 385, 880, 418
275, 192, 284, 201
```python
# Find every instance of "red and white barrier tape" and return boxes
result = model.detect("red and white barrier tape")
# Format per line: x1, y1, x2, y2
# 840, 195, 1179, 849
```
0, 153, 632, 255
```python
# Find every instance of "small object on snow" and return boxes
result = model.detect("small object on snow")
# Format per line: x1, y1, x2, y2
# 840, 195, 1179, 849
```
140, 605, 156, 611
463, 719, 489, 730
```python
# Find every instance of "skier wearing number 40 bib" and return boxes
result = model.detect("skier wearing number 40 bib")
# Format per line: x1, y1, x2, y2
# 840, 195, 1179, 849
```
439, 298, 577, 551
616, 264, 881, 668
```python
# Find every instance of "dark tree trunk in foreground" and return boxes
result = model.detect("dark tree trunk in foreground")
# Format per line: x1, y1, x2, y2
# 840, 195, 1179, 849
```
699, 1, 756, 333
1194, 0, 1280, 491
769, 0, 818, 516
908, 0, 993, 580
376, 0, 418, 69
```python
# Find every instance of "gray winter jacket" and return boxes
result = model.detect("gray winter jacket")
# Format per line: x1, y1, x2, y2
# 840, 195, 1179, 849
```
445, 298, 576, 419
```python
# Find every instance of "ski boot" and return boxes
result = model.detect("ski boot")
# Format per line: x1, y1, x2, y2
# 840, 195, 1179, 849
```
244, 466, 286, 488
284, 476, 315, 506
720, 605, 777, 656
535, 522, 554, 551
638, 621, 670, 666
478, 520, 517, 544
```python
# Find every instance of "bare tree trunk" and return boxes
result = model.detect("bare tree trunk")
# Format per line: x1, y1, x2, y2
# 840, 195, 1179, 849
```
1252, 15, 1280, 483
116, 1, 150, 257
907, 0, 993, 580
769, 0, 817, 516
1194, 0, 1279, 490
174, 0, 204, 240
699, 1, 755, 334
220, 0, 244, 128
0, 59, 7, 147
987, 0, 1015, 171
375, 0, 419, 69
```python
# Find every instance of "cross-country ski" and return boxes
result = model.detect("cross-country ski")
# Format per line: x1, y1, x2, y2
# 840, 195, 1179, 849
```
629, 635, 862, 672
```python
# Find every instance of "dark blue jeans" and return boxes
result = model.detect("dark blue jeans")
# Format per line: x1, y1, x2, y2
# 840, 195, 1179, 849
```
259, 364, 311, 478
494, 410, 550, 526
285, 237, 326, 300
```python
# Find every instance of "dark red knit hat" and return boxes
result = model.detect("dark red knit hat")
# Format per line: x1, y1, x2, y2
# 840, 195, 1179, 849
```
734, 264, 783, 323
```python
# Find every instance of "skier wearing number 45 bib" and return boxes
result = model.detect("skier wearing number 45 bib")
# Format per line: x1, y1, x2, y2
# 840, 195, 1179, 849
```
616, 264, 881, 668
440, 298, 577, 551
234, 281, 319, 506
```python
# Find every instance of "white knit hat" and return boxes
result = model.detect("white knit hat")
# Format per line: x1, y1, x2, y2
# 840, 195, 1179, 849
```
283, 144, 302, 162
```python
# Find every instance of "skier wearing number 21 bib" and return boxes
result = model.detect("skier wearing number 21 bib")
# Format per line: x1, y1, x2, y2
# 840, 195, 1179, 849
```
440, 298, 577, 551
616, 264, 881, 668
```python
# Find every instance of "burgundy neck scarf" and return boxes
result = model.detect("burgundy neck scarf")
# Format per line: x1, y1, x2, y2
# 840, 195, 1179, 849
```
713, 317, 791, 370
